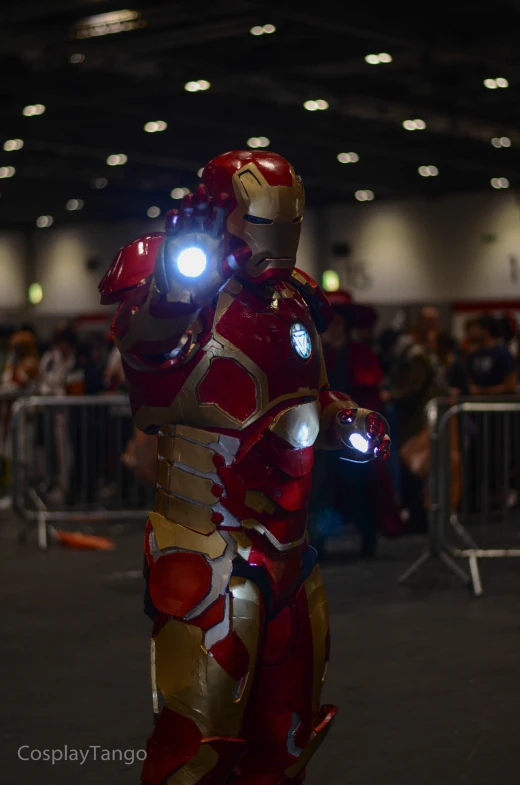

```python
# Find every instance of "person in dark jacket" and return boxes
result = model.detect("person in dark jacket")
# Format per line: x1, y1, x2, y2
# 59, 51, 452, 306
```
309, 295, 402, 556
381, 328, 447, 531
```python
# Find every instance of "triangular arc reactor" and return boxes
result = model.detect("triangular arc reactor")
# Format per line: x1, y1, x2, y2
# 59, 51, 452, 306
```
290, 323, 312, 360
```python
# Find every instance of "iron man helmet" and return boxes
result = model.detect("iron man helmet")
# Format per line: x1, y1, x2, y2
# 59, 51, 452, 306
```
201, 150, 305, 283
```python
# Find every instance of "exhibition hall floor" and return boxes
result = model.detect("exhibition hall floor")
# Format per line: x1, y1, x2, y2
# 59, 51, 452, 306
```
2, 519, 519, 785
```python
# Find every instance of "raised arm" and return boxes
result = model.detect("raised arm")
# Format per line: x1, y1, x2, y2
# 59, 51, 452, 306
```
99, 185, 250, 371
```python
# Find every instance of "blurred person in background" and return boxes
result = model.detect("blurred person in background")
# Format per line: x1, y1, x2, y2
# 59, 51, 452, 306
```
104, 337, 128, 393
0, 329, 39, 393
309, 294, 401, 557
425, 329, 469, 396
417, 304, 441, 336
39, 327, 79, 396
464, 315, 518, 512
0, 329, 40, 501
497, 313, 519, 370
102, 336, 150, 506
459, 317, 479, 361
347, 304, 403, 543
381, 323, 447, 532
0, 325, 14, 379
65, 336, 109, 505
467, 315, 517, 395
38, 327, 80, 504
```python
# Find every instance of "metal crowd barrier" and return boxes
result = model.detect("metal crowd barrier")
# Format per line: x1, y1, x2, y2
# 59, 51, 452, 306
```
399, 396, 520, 595
10, 395, 151, 549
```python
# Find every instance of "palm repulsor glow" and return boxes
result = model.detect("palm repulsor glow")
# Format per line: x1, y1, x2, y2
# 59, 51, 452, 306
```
176, 246, 207, 277
349, 433, 369, 453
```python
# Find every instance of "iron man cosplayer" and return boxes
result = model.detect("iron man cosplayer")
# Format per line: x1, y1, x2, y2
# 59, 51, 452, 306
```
99, 150, 390, 785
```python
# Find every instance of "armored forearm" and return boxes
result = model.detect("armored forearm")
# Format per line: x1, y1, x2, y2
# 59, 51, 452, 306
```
316, 389, 358, 450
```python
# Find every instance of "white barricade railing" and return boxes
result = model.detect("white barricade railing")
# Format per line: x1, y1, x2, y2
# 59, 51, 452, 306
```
10, 395, 149, 548
399, 396, 520, 595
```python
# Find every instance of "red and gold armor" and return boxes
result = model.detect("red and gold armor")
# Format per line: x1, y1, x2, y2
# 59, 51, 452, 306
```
100, 150, 390, 785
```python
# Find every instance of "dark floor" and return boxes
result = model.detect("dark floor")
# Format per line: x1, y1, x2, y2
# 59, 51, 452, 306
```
2, 516, 520, 785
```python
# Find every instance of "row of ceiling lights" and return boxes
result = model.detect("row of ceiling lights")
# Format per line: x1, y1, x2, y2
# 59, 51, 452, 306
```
4, 123, 514, 161
14, 85, 513, 141
4, 130, 514, 159
484, 78, 509, 89
250, 24, 276, 36
67, 37, 513, 95
26, 172, 514, 228
1, 130, 515, 190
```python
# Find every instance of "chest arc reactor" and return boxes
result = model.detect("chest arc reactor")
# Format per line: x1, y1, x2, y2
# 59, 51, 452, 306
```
290, 322, 312, 360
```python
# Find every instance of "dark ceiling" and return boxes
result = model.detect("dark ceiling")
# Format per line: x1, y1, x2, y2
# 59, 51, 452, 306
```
1, 0, 520, 229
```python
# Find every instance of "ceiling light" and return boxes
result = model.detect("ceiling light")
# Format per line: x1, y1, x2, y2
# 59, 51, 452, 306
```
491, 177, 510, 189
491, 136, 511, 148
69, 53, 85, 64
144, 120, 167, 133
247, 136, 270, 148
28, 283, 43, 305
36, 215, 53, 228
170, 187, 189, 200
337, 152, 359, 163
304, 99, 328, 111
0, 166, 15, 178
322, 270, 340, 292
418, 165, 439, 177
355, 189, 374, 201
403, 118, 426, 131
364, 52, 392, 65
184, 80, 211, 92
106, 153, 127, 166
484, 78, 497, 89
75, 9, 145, 39
91, 177, 107, 189
496, 77, 509, 88
66, 199, 84, 211
197, 167, 204, 177
147, 206, 161, 218
250, 23, 276, 35
3, 139, 24, 151
23, 104, 46, 116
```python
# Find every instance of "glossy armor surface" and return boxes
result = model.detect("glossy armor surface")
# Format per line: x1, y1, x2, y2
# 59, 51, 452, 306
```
101, 150, 389, 785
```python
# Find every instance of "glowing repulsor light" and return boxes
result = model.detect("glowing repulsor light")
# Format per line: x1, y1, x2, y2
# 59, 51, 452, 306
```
176, 247, 207, 277
349, 433, 369, 453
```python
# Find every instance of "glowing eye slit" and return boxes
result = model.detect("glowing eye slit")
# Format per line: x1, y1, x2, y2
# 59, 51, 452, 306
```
243, 214, 273, 224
